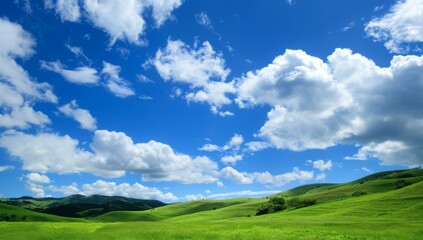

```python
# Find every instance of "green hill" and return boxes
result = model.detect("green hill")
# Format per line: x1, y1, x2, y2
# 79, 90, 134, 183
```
1, 169, 422, 239
0, 203, 82, 222
0, 195, 166, 218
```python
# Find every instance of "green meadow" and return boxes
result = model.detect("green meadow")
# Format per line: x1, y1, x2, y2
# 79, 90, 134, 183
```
1, 169, 422, 239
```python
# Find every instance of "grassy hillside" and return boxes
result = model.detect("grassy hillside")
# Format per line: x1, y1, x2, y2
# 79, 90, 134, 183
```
1, 168, 422, 239
0, 203, 82, 222
0, 194, 166, 218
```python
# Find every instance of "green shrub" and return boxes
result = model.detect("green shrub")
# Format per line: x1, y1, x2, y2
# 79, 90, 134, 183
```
351, 190, 367, 197
288, 198, 317, 208
256, 197, 287, 216
394, 180, 411, 189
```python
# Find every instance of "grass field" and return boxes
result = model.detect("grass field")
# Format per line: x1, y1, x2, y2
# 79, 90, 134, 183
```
1, 169, 422, 239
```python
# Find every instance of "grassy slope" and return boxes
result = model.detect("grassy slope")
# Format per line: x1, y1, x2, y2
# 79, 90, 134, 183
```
1, 169, 422, 239
0, 203, 82, 222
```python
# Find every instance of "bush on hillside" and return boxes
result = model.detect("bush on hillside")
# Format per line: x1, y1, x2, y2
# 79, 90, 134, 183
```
394, 180, 411, 189
256, 197, 287, 216
287, 198, 317, 208
351, 190, 367, 197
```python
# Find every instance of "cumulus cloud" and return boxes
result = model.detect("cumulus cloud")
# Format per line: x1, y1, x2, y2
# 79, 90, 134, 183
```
41, 60, 99, 85
152, 39, 234, 113
145, 0, 183, 27
244, 141, 272, 152
101, 62, 135, 98
365, 0, 423, 53
25, 173, 51, 198
199, 134, 244, 152
220, 167, 253, 184
83, 0, 146, 45
220, 167, 314, 187
237, 48, 423, 167
0, 129, 219, 184
26, 173, 51, 184
186, 194, 205, 201
83, 0, 182, 45
50, 180, 178, 201
0, 18, 57, 129
312, 160, 332, 171
221, 154, 243, 165
59, 100, 97, 131
45, 0, 81, 22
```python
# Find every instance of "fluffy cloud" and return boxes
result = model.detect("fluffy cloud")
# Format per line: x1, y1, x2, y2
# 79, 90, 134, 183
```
101, 62, 135, 98
0, 129, 219, 184
244, 141, 272, 152
25, 173, 51, 198
199, 134, 244, 152
312, 160, 332, 171
221, 154, 243, 165
220, 167, 253, 184
48, 180, 178, 201
186, 194, 205, 201
83, 0, 182, 45
220, 167, 314, 187
26, 173, 51, 184
365, 0, 423, 53
83, 0, 146, 45
237, 48, 423, 167
0, 18, 57, 129
152, 39, 234, 112
145, 0, 183, 27
45, 0, 81, 22
59, 100, 97, 131
41, 60, 99, 85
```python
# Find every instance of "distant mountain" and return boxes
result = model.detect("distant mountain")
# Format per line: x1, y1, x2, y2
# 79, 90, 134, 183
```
0, 195, 166, 218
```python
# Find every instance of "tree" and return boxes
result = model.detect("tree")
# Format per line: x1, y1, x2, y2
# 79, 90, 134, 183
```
256, 197, 287, 215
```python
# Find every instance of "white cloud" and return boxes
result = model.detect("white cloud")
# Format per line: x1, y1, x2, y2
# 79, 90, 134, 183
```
83, 0, 146, 45
101, 62, 135, 98
365, 0, 423, 53
207, 190, 280, 199
221, 154, 243, 165
0, 18, 57, 129
196, 12, 213, 30
26, 173, 51, 184
0, 165, 14, 172
41, 60, 99, 84
0, 130, 219, 184
186, 194, 205, 201
237, 48, 423, 167
198, 143, 221, 152
64, 44, 90, 62
45, 0, 81, 22
245, 141, 272, 152
59, 100, 97, 131
222, 134, 244, 151
361, 167, 373, 174
220, 167, 253, 184
152, 39, 234, 111
145, 0, 183, 27
315, 173, 326, 181
220, 166, 314, 187
49, 180, 178, 201
25, 173, 51, 198
312, 160, 332, 171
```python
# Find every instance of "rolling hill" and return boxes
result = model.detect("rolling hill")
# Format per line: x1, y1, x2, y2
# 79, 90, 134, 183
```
1, 168, 422, 239
0, 194, 166, 218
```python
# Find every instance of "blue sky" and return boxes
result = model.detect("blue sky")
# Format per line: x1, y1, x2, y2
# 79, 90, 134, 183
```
0, 0, 422, 202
